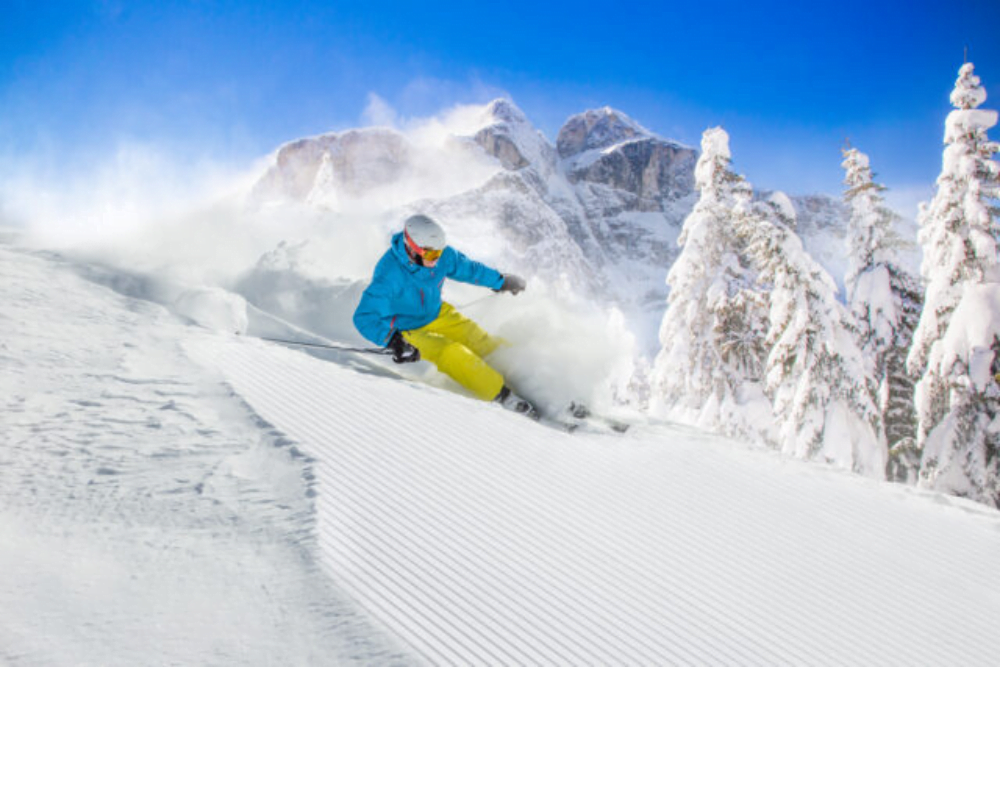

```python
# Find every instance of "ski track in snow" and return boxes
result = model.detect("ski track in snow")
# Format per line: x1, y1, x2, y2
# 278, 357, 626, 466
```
186, 327, 1000, 667
0, 249, 412, 665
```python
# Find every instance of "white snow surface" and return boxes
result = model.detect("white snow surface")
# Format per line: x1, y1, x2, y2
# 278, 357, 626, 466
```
926, 283, 1000, 392
944, 108, 999, 143
173, 286, 249, 335
4, 245, 1000, 666
0, 248, 410, 665
765, 191, 797, 225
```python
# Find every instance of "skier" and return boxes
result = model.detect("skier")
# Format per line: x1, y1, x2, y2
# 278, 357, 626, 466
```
353, 214, 536, 416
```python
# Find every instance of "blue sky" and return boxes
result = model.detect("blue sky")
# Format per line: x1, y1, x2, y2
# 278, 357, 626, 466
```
1, 0, 998, 206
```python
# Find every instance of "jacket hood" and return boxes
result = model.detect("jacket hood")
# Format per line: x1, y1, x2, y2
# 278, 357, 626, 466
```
389, 232, 418, 272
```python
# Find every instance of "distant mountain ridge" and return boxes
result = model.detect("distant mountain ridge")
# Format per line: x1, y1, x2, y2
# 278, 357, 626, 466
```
248, 98, 874, 338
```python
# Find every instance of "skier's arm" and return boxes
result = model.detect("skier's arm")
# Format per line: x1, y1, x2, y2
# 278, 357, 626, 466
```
446, 249, 505, 290
353, 270, 398, 346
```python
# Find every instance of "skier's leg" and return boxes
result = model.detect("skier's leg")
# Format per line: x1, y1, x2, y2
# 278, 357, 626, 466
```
427, 302, 506, 359
428, 304, 535, 414
403, 327, 505, 401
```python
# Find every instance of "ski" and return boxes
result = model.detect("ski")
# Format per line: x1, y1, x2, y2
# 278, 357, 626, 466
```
550, 402, 631, 435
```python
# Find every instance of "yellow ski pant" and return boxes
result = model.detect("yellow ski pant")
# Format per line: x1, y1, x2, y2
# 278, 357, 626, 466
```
402, 302, 505, 401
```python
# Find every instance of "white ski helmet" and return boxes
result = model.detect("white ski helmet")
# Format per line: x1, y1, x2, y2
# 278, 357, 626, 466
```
404, 214, 446, 254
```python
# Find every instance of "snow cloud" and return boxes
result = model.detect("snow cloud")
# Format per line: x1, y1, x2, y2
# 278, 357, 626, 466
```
361, 90, 506, 148
3, 142, 250, 243
361, 93, 399, 129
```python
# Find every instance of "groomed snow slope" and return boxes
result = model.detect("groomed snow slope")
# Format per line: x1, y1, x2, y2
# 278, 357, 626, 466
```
4, 245, 1000, 666
188, 331, 1000, 667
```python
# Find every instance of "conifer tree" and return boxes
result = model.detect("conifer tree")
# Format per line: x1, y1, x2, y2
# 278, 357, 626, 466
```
651, 127, 771, 442
908, 62, 1000, 505
737, 193, 886, 476
841, 146, 923, 482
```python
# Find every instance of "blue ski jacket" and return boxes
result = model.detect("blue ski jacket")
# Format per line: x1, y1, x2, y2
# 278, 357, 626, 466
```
353, 232, 505, 346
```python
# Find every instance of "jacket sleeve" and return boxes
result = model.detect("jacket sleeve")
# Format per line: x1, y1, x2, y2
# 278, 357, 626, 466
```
446, 249, 505, 290
353, 268, 397, 346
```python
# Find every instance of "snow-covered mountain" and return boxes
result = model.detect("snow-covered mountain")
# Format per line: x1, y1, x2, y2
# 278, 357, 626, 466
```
247, 99, 886, 347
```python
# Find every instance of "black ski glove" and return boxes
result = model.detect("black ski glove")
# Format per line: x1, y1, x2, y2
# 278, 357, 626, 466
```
388, 331, 420, 363
497, 274, 526, 295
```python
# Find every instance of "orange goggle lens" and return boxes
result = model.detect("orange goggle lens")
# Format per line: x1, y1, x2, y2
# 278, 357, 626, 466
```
405, 231, 443, 264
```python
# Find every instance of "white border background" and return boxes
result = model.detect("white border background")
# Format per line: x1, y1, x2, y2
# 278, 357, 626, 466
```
6, 670, 998, 799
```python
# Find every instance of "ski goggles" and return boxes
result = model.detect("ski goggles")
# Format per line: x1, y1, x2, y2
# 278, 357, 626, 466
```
404, 231, 443, 265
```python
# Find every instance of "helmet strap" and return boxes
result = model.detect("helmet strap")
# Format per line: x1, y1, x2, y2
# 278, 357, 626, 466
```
403, 231, 424, 265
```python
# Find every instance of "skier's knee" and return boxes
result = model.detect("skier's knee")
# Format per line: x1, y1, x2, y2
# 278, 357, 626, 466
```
437, 341, 477, 374
437, 342, 504, 400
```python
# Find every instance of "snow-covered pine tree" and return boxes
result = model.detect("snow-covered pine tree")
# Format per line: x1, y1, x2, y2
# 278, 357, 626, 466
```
908, 62, 1000, 506
841, 146, 923, 482
737, 192, 886, 476
650, 127, 771, 442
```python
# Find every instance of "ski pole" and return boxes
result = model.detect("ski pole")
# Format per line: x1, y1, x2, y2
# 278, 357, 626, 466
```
259, 335, 391, 355
245, 302, 392, 355
454, 293, 498, 311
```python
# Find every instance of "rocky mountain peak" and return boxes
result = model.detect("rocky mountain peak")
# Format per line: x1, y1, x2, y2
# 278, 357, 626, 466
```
556, 108, 697, 209
556, 107, 653, 159
474, 97, 554, 172
483, 98, 530, 126
250, 127, 411, 205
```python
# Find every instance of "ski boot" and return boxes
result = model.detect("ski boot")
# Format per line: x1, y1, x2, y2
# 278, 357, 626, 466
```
494, 385, 540, 420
